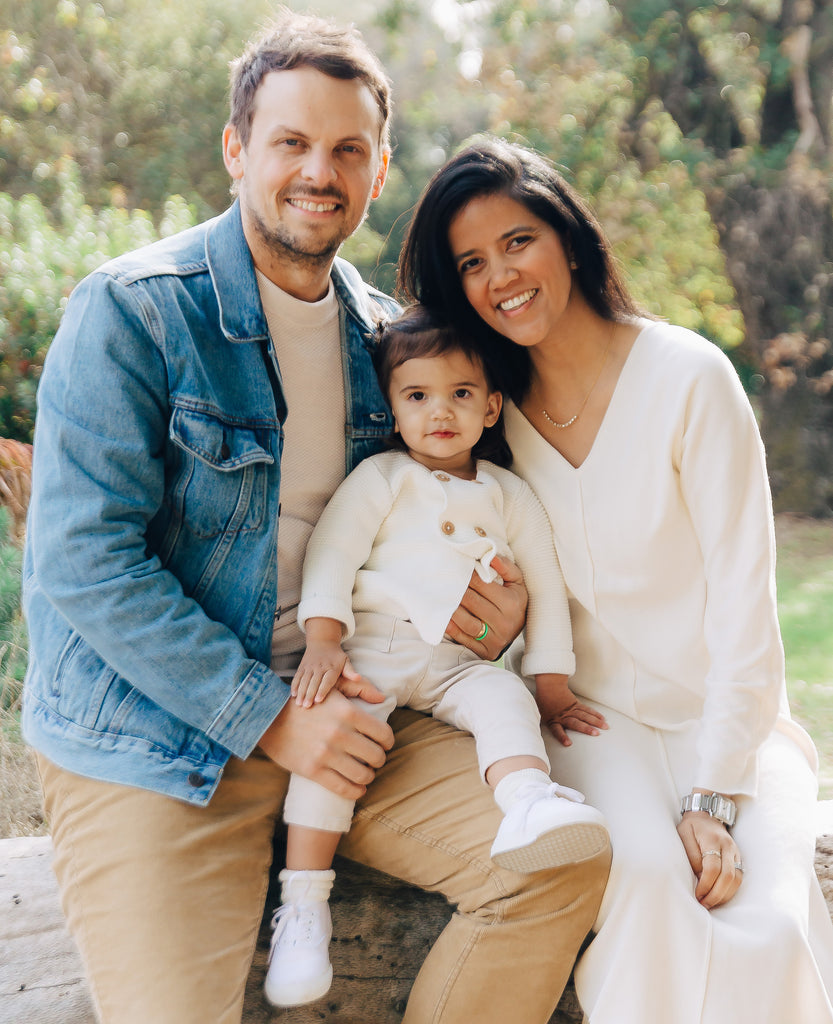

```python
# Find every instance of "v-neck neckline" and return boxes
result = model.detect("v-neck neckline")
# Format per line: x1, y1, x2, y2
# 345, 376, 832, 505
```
508, 322, 650, 472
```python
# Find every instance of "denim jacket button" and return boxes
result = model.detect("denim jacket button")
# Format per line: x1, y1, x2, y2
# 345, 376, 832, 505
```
220, 442, 231, 460
188, 771, 207, 787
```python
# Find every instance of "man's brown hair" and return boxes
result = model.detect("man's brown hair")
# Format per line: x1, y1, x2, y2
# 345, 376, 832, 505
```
228, 7, 392, 149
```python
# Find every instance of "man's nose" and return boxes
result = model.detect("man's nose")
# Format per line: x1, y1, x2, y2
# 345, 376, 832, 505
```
300, 148, 337, 187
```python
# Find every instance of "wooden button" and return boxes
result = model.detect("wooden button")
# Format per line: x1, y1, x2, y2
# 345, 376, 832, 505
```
474, 526, 487, 537
441, 520, 455, 535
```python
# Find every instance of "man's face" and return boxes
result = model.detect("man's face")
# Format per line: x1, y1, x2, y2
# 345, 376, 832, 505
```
223, 67, 389, 299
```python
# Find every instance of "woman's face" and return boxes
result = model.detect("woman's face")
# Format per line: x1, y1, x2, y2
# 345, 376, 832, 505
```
448, 192, 576, 349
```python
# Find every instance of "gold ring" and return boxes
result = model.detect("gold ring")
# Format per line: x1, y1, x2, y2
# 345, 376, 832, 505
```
474, 621, 489, 641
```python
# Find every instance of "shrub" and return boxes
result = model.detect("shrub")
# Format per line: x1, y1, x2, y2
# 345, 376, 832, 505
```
0, 158, 197, 442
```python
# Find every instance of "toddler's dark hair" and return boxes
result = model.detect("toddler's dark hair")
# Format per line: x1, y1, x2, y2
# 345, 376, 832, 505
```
374, 305, 512, 469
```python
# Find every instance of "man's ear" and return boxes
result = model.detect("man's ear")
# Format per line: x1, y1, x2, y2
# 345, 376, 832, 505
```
223, 124, 245, 181
371, 149, 390, 200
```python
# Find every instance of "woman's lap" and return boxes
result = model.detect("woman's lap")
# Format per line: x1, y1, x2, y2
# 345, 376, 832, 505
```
542, 705, 833, 1023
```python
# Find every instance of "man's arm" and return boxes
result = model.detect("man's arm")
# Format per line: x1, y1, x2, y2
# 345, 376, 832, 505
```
29, 272, 286, 757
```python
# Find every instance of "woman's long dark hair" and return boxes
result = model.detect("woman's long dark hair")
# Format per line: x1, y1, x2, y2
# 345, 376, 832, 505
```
374, 304, 513, 469
397, 136, 641, 403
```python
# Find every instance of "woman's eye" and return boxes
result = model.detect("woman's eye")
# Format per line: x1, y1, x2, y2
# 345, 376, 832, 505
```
508, 234, 533, 249
458, 257, 481, 274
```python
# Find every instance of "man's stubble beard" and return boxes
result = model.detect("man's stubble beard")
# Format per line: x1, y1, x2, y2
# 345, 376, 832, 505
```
250, 208, 342, 271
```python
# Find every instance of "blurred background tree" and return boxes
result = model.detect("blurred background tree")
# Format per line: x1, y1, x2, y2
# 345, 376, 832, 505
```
1, 0, 831, 513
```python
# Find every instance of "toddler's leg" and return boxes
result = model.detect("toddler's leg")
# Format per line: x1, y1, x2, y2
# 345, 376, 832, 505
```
489, 765, 608, 873
265, 776, 353, 1008
431, 660, 608, 873
264, 861, 337, 1009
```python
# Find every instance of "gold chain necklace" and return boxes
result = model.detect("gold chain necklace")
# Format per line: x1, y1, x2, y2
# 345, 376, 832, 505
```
540, 323, 616, 430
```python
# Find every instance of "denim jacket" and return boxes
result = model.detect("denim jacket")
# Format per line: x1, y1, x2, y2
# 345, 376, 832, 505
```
22, 201, 397, 805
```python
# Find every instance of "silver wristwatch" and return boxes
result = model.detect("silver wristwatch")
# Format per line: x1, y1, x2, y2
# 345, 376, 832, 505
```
679, 792, 737, 827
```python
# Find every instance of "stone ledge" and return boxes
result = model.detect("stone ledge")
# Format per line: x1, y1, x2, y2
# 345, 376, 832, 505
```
3, 805, 832, 1024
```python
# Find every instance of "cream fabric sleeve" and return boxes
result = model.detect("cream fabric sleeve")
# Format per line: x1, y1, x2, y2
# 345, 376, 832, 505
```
677, 338, 784, 796
296, 457, 393, 637
488, 466, 576, 678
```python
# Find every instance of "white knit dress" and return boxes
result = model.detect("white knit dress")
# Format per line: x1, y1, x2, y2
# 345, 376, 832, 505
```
504, 320, 833, 1023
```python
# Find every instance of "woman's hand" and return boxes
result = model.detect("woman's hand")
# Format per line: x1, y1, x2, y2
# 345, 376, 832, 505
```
445, 555, 528, 661
677, 809, 744, 909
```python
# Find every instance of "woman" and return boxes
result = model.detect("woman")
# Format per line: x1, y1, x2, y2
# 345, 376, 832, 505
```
397, 136, 833, 1023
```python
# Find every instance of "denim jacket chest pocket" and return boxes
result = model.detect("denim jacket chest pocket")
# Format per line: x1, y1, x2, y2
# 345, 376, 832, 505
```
168, 405, 278, 539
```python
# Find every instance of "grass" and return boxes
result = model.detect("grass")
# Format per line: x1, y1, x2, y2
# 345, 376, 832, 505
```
0, 515, 831, 837
0, 505, 43, 839
775, 516, 833, 799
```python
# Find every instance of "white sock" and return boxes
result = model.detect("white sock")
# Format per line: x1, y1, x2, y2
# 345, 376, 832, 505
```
279, 868, 335, 905
493, 768, 553, 814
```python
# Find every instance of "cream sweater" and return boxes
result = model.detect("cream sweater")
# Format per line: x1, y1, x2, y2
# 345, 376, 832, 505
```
505, 319, 815, 796
298, 449, 575, 678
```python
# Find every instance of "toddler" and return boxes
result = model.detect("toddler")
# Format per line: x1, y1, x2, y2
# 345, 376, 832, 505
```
265, 305, 608, 1008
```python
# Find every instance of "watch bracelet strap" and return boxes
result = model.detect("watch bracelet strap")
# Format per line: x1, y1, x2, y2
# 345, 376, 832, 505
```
679, 791, 737, 826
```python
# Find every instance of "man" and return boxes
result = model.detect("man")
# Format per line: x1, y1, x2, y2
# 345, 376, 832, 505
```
22, 11, 610, 1024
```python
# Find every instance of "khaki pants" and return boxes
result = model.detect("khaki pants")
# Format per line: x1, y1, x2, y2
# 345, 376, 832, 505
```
38, 710, 610, 1024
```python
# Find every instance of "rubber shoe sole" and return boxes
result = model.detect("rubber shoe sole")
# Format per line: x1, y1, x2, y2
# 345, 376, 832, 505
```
491, 820, 609, 873
264, 963, 333, 1008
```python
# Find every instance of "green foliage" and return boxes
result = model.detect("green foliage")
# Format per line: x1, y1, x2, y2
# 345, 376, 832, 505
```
0, 159, 197, 441
459, 0, 745, 348
0, 0, 274, 218
1, 0, 831, 473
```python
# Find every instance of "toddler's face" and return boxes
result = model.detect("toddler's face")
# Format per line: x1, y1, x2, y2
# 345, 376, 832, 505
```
388, 349, 501, 478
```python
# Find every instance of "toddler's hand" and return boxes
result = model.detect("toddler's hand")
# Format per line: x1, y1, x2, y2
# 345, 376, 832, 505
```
291, 643, 347, 707
536, 684, 607, 747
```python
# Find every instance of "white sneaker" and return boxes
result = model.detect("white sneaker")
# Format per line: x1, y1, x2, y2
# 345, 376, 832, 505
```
263, 869, 335, 1008
490, 781, 608, 873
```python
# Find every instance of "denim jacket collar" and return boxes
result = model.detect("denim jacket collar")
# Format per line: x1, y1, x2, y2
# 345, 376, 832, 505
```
205, 201, 390, 348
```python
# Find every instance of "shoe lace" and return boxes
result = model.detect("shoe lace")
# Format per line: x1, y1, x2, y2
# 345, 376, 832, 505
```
268, 903, 320, 962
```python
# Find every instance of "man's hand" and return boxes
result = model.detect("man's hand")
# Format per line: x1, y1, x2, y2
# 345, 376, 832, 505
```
258, 690, 394, 800
445, 555, 528, 661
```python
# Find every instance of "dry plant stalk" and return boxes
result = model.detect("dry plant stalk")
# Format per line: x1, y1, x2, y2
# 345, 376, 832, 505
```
0, 438, 33, 544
